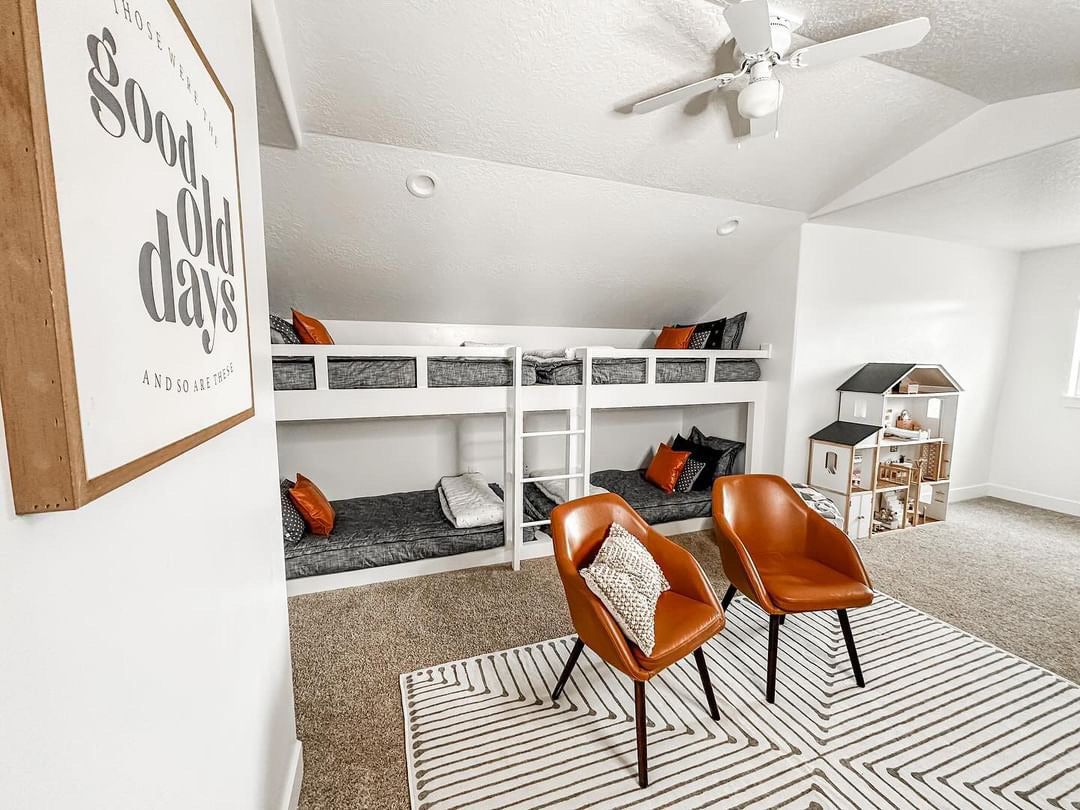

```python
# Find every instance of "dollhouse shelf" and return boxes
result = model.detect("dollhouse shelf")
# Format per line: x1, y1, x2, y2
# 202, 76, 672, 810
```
807, 363, 962, 540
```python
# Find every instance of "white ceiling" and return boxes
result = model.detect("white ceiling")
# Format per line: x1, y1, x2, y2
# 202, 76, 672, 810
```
813, 138, 1080, 252
267, 0, 985, 213
793, 0, 1080, 103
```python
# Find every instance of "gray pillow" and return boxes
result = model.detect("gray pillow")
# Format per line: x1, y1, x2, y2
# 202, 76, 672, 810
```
580, 523, 670, 656
689, 426, 744, 477
720, 312, 746, 350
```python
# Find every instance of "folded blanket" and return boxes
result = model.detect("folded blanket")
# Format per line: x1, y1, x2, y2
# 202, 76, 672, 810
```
884, 426, 929, 440
438, 473, 504, 528
529, 469, 609, 505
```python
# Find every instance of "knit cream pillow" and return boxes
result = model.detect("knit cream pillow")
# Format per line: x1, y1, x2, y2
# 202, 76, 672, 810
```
580, 523, 670, 656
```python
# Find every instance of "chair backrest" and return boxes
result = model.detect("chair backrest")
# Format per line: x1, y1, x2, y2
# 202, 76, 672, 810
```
712, 474, 810, 555
550, 493, 650, 578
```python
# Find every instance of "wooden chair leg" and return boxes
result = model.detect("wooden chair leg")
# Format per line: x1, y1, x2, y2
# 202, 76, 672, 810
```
693, 647, 720, 721
838, 609, 865, 687
551, 637, 584, 700
766, 615, 780, 703
635, 680, 648, 788
721, 584, 736, 610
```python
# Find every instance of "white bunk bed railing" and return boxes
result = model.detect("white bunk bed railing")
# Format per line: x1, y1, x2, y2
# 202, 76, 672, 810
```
270, 343, 516, 391
576, 345, 772, 386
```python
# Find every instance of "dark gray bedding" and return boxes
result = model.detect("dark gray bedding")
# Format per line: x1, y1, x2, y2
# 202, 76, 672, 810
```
272, 357, 537, 391
285, 484, 508, 579
523, 468, 712, 526
532, 358, 760, 385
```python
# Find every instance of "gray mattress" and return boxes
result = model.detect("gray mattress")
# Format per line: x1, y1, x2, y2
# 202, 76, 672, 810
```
273, 356, 537, 391
523, 468, 712, 527
285, 484, 508, 579
534, 358, 760, 385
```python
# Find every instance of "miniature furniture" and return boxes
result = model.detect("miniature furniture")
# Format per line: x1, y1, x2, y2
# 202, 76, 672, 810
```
807, 363, 961, 537
549, 494, 724, 788
711, 475, 873, 704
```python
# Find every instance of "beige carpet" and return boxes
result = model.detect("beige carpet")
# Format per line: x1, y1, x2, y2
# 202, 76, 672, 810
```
288, 498, 1080, 809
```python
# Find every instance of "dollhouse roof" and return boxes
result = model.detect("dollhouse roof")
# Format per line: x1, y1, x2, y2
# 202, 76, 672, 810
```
837, 363, 962, 394
810, 421, 881, 447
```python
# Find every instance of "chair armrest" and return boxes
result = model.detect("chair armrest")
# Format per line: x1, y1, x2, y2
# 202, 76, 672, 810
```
645, 528, 720, 610
805, 511, 872, 587
712, 513, 777, 611
561, 572, 644, 678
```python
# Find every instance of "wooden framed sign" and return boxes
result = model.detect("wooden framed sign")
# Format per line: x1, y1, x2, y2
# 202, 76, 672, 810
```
1, 0, 254, 514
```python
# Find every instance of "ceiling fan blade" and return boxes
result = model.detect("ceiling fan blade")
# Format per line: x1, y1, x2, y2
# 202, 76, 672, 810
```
790, 17, 930, 69
723, 0, 773, 55
748, 110, 778, 138
631, 73, 735, 114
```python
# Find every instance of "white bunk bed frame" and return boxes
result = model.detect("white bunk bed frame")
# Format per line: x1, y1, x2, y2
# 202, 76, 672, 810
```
274, 343, 770, 596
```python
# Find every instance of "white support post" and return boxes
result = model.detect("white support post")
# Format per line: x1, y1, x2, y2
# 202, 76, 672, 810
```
415, 354, 429, 389
706, 356, 717, 384
511, 347, 524, 570
582, 348, 593, 499
646, 355, 657, 385
313, 350, 329, 391
744, 390, 767, 473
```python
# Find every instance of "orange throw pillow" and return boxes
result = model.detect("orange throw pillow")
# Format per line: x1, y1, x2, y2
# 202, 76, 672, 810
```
289, 474, 336, 536
654, 325, 695, 349
644, 444, 691, 494
292, 309, 335, 345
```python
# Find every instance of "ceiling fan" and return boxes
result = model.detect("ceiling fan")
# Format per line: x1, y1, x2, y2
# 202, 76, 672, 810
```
631, 0, 930, 139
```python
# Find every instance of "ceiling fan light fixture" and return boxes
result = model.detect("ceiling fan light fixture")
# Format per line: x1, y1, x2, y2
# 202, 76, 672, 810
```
737, 77, 782, 119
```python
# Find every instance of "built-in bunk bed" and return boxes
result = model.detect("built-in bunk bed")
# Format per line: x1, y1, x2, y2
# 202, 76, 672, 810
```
272, 320, 769, 596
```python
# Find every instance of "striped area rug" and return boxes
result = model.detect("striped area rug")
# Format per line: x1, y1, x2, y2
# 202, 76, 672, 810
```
401, 593, 1079, 809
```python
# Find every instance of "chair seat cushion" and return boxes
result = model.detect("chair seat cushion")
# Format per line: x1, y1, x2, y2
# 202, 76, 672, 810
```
633, 591, 723, 671
755, 553, 873, 612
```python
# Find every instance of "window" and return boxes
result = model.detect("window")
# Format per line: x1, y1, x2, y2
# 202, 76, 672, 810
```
1067, 300, 1080, 407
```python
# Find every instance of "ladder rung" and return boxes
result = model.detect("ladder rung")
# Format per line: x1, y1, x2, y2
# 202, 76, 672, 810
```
522, 473, 585, 483
521, 429, 585, 438
522, 519, 551, 528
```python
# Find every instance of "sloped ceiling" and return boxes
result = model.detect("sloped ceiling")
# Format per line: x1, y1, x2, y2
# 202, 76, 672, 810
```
813, 138, 1080, 252
256, 0, 1078, 326
261, 136, 806, 326
266, 0, 984, 213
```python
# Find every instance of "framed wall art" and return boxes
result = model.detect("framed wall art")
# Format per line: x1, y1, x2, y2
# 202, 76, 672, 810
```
1, 0, 254, 514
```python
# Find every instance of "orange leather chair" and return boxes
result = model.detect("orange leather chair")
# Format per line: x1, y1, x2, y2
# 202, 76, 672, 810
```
711, 474, 873, 704
550, 494, 724, 788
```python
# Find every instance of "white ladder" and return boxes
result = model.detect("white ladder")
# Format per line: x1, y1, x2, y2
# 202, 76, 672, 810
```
505, 347, 593, 569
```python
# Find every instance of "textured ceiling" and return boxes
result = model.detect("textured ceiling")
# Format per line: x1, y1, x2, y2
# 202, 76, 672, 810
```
813, 138, 1080, 251
261, 136, 806, 326
268, 0, 984, 213
793, 0, 1080, 103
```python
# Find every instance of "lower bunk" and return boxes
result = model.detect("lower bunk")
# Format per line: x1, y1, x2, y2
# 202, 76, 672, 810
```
283, 470, 719, 595
523, 468, 713, 528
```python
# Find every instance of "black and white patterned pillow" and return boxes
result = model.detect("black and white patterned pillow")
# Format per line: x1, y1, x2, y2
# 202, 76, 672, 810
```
280, 480, 306, 542
580, 523, 670, 656
688, 331, 710, 350
674, 457, 706, 493
270, 313, 302, 344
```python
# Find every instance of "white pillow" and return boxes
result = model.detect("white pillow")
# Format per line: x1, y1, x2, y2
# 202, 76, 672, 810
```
580, 523, 670, 656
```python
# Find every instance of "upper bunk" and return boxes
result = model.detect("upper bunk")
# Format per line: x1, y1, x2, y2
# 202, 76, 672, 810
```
271, 343, 771, 421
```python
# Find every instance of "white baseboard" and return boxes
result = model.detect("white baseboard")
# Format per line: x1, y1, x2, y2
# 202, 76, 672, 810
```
986, 484, 1080, 518
949, 484, 990, 502
280, 739, 303, 810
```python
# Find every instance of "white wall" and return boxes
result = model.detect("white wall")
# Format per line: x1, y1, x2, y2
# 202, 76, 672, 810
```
989, 244, 1080, 515
0, 3, 300, 809
696, 233, 802, 475
784, 224, 1020, 492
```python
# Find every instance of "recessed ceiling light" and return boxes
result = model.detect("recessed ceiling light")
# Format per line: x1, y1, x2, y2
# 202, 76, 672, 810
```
406, 172, 437, 198
717, 217, 741, 236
